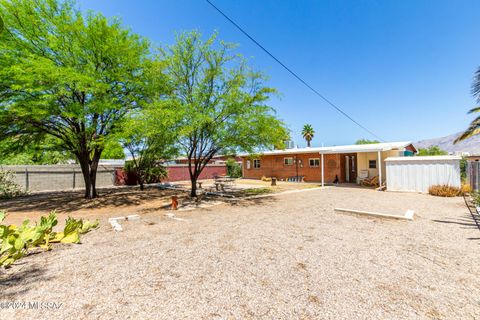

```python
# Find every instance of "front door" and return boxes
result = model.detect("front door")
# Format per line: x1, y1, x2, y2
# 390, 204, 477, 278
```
344, 154, 357, 183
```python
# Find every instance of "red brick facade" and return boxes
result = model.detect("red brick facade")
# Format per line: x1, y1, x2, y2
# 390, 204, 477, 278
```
242, 153, 348, 183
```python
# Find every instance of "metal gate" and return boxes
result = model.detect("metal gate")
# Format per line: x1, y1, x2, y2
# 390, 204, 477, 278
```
467, 161, 480, 191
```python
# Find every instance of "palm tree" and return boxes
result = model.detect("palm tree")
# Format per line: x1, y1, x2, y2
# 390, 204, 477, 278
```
455, 67, 480, 143
302, 124, 315, 147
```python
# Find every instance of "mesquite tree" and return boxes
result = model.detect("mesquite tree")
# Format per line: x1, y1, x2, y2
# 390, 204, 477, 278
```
161, 31, 289, 197
0, 0, 153, 198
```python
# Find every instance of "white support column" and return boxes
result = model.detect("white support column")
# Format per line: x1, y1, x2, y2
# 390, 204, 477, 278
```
321, 153, 325, 187
377, 151, 382, 186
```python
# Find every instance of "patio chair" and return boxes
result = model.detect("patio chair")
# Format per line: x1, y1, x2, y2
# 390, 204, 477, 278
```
361, 175, 379, 187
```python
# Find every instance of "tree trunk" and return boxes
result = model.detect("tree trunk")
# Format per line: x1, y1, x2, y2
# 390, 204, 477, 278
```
90, 149, 102, 198
78, 155, 93, 199
307, 140, 311, 147
190, 175, 197, 198
77, 149, 102, 199
188, 156, 197, 198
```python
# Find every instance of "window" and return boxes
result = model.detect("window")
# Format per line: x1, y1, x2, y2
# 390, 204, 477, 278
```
253, 159, 261, 169
369, 160, 377, 169
246, 160, 251, 169
309, 158, 320, 167
284, 157, 293, 165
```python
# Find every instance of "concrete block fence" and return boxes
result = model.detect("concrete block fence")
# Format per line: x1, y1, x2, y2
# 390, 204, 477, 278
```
0, 165, 117, 192
0, 163, 228, 193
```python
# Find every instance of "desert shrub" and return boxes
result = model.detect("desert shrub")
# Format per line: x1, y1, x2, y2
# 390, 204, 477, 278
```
226, 158, 242, 178
428, 185, 462, 197
461, 183, 472, 194
0, 170, 25, 199
124, 160, 167, 187
0, 211, 99, 268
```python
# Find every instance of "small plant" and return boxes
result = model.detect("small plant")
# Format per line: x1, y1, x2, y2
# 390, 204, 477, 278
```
0, 170, 25, 199
461, 183, 472, 195
428, 185, 462, 197
0, 211, 99, 268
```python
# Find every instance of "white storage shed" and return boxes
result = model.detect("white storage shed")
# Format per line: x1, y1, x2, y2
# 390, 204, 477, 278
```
385, 156, 461, 193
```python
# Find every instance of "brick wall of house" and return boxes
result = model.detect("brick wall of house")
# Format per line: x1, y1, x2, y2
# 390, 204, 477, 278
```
242, 153, 344, 183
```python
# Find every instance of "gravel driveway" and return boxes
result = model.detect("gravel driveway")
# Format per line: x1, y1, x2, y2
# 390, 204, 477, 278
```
1, 186, 479, 319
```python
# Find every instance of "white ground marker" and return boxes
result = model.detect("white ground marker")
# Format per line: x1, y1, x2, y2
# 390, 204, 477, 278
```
108, 215, 141, 231
334, 208, 414, 221
165, 213, 186, 221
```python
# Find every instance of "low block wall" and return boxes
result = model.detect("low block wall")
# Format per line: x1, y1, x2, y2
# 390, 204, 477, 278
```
0, 165, 118, 192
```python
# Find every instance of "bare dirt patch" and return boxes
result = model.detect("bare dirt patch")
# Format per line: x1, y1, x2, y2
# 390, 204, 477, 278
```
0, 186, 186, 226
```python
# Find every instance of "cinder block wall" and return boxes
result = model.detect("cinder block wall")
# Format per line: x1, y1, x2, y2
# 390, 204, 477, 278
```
0, 165, 118, 192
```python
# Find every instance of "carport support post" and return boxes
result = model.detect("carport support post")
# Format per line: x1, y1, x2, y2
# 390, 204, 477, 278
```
321, 153, 324, 187
378, 151, 382, 186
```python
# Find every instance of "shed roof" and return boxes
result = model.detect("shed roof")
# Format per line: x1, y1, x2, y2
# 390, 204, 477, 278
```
385, 155, 461, 162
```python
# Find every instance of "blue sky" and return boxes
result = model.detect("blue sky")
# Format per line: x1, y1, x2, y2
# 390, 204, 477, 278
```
78, 0, 480, 147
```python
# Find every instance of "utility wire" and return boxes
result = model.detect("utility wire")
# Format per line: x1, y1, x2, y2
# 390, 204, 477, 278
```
205, 0, 385, 142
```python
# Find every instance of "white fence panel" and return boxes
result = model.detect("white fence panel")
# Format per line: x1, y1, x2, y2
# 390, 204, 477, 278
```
386, 156, 461, 193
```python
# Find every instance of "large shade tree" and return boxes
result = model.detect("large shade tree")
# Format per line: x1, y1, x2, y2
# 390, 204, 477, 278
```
0, 0, 154, 198
161, 31, 289, 197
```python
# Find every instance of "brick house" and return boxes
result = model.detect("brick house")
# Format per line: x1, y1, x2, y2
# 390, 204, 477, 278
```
240, 142, 417, 186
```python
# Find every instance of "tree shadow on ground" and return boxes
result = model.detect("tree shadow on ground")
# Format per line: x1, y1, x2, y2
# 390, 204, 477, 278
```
0, 187, 177, 213
432, 195, 480, 241
0, 264, 52, 299
432, 214, 479, 229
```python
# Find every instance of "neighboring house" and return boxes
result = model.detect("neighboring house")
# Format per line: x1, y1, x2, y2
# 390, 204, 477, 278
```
240, 142, 417, 186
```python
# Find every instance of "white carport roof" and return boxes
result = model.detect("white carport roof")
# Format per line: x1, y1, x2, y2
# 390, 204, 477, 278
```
239, 141, 414, 157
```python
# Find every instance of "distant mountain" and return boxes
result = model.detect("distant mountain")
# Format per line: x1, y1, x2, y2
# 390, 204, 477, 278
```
416, 132, 480, 155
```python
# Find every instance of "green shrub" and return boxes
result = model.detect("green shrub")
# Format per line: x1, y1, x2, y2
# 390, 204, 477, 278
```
226, 158, 242, 178
428, 185, 462, 197
0, 211, 99, 268
124, 160, 167, 186
0, 170, 25, 199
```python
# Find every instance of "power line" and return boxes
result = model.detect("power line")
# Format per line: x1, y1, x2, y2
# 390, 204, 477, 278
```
205, 0, 385, 142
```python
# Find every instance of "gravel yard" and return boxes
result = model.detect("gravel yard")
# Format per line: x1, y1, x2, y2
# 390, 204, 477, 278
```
1, 186, 479, 319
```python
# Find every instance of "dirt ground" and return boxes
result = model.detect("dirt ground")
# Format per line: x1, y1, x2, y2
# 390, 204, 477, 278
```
0, 180, 322, 226
0, 186, 182, 226
1, 185, 479, 319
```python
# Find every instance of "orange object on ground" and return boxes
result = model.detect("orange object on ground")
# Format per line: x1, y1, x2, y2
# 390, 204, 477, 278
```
171, 196, 178, 210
